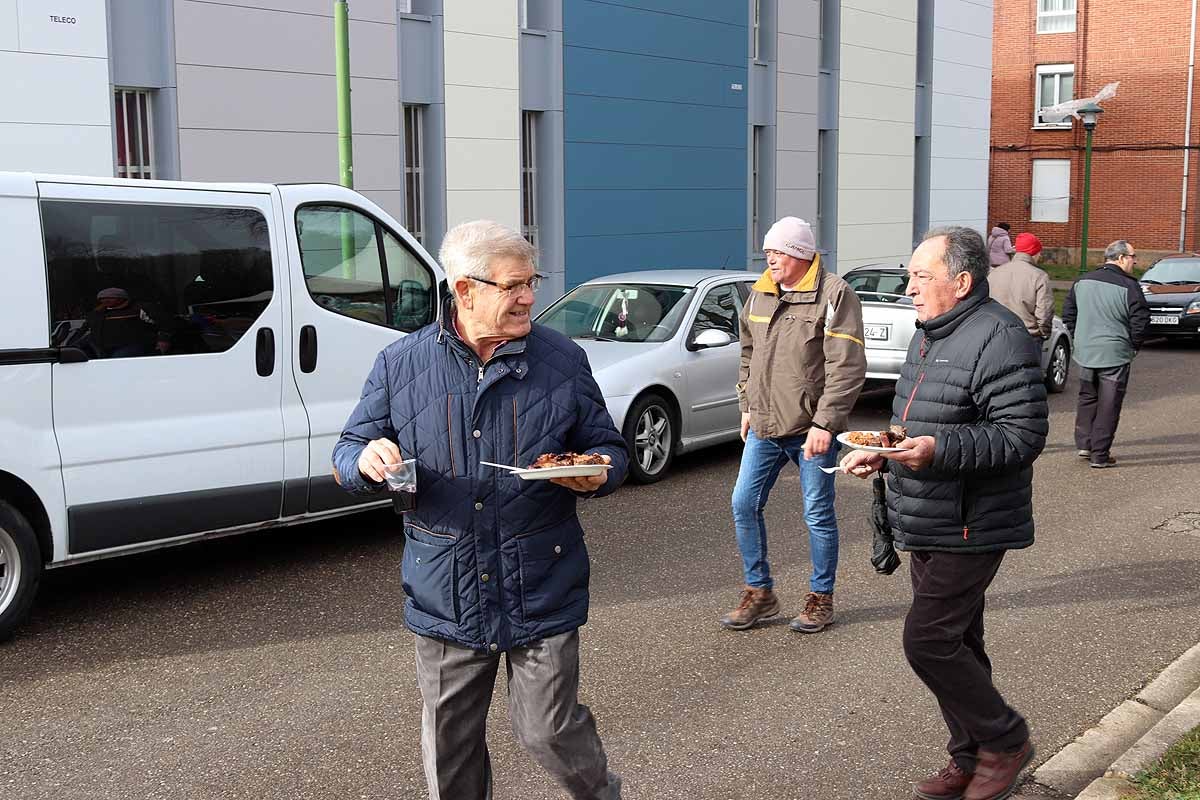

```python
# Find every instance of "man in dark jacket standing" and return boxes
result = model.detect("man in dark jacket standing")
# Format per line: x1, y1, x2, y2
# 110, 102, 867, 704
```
333, 220, 628, 800
842, 227, 1048, 800
1062, 240, 1150, 468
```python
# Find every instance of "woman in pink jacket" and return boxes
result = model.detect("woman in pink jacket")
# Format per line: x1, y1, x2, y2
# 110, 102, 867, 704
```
987, 223, 1015, 266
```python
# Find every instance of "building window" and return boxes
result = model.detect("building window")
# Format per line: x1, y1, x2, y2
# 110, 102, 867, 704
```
521, 111, 539, 250
751, 125, 763, 249
1031, 159, 1071, 222
403, 105, 425, 243
752, 0, 763, 60
44, 200, 272, 358
114, 89, 155, 179
1037, 0, 1076, 34
1034, 64, 1074, 128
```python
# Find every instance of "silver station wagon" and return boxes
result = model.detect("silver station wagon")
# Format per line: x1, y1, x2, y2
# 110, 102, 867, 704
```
844, 263, 1073, 393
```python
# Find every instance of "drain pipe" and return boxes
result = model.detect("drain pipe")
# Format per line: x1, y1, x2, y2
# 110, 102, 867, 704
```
1180, 0, 1197, 251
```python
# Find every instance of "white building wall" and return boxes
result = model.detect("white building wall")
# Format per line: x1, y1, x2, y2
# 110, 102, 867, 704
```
836, 0, 918, 272
442, 0, 520, 231
0, 0, 112, 176
171, 0, 403, 219
928, 0, 991, 233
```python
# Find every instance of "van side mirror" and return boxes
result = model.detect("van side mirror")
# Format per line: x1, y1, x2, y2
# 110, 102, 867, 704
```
689, 328, 734, 350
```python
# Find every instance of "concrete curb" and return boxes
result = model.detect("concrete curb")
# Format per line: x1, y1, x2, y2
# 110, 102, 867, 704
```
1032, 641, 1200, 799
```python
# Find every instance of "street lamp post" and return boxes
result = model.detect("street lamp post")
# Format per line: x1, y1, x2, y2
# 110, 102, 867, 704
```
1078, 101, 1104, 274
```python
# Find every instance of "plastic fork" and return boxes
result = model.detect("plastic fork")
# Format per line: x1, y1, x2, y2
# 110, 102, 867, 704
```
480, 460, 523, 472
818, 465, 846, 474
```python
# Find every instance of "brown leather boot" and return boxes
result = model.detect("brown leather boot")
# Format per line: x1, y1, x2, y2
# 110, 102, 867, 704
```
789, 591, 834, 633
719, 586, 780, 630
964, 741, 1034, 800
913, 759, 972, 800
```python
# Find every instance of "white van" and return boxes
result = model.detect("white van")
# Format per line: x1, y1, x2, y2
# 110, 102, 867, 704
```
0, 172, 443, 640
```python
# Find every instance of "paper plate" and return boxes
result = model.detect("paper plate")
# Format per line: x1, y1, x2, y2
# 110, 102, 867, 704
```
836, 431, 906, 454
513, 464, 613, 481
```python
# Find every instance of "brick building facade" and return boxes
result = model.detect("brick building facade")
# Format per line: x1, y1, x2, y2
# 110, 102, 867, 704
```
989, 0, 1200, 263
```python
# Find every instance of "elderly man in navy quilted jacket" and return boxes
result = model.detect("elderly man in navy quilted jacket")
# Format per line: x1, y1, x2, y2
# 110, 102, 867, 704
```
332, 220, 628, 800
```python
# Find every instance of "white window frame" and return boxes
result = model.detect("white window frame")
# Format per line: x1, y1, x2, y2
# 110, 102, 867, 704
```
403, 104, 425, 244
1034, 64, 1074, 129
1037, 0, 1076, 34
521, 111, 539, 251
113, 88, 156, 180
751, 125, 762, 249
1031, 159, 1071, 223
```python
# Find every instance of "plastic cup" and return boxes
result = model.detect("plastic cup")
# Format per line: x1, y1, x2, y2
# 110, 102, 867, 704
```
382, 459, 417, 493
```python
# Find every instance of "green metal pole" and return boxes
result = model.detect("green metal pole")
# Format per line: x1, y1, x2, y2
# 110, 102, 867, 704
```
1079, 125, 1094, 274
335, 0, 353, 189
334, 1, 355, 279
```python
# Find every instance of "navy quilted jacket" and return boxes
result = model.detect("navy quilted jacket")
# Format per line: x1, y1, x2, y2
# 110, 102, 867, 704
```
332, 314, 628, 652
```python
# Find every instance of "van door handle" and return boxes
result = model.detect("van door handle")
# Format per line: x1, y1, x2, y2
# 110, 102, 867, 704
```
299, 325, 317, 373
256, 328, 275, 377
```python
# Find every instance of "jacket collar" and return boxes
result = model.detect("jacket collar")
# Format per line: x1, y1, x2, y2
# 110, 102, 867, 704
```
1012, 252, 1037, 266
437, 295, 529, 375
751, 253, 823, 299
918, 277, 990, 341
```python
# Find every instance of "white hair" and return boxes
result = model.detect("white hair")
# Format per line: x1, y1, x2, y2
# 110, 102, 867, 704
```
438, 220, 536, 286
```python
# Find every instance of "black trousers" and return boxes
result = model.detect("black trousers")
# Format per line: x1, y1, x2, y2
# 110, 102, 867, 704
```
1074, 364, 1131, 462
904, 551, 1029, 773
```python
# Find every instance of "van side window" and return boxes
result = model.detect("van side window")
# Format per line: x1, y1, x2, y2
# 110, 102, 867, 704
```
43, 201, 273, 359
296, 205, 435, 331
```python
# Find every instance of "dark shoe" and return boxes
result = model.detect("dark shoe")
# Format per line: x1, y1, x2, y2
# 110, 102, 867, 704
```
1076, 449, 1090, 458
913, 759, 972, 800
964, 741, 1035, 800
719, 586, 780, 630
1089, 456, 1116, 469
789, 591, 834, 633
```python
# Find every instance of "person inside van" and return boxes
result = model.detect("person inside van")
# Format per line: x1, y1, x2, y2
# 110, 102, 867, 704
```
84, 287, 156, 358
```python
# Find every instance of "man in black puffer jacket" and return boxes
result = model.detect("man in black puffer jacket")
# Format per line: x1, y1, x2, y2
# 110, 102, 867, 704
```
842, 227, 1048, 800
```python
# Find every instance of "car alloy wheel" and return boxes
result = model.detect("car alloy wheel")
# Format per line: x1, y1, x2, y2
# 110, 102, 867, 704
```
1047, 340, 1070, 393
623, 393, 676, 484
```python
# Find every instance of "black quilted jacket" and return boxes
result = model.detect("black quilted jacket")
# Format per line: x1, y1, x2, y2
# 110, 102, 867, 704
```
886, 283, 1049, 553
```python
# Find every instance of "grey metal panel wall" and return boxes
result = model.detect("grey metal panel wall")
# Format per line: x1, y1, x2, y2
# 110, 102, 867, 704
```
171, 0, 403, 218
775, 0, 819, 235
107, 0, 180, 178
913, 0, 934, 245
817, 0, 840, 271
519, 2, 566, 300
748, 0, 776, 263
399, 6, 448, 259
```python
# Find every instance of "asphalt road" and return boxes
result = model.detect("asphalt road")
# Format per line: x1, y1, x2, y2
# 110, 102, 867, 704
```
2, 340, 1199, 800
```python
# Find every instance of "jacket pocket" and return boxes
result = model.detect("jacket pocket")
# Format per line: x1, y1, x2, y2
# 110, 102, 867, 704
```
515, 517, 589, 622
401, 523, 459, 623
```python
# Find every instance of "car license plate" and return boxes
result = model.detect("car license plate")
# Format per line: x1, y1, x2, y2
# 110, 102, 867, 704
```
1151, 314, 1180, 325
864, 325, 890, 340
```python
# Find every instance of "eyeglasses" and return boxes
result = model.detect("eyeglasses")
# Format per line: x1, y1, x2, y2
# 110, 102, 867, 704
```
469, 273, 544, 294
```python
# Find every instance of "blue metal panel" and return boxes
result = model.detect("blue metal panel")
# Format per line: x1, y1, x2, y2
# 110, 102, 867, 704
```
567, 1, 746, 66
567, 143, 746, 190
565, 231, 747, 284
563, 0, 748, 286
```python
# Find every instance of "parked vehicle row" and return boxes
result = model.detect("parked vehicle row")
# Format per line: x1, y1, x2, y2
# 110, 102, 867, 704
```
844, 263, 1074, 393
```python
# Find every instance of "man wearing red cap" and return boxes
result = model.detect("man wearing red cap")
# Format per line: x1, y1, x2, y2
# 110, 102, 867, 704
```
989, 233, 1053, 341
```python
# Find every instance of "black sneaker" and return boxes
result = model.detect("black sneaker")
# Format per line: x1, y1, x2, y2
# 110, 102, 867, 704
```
1090, 456, 1116, 469
1076, 449, 1090, 458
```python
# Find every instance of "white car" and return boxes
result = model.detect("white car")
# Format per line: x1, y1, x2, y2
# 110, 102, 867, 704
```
0, 171, 443, 640
536, 269, 760, 484
844, 264, 1072, 392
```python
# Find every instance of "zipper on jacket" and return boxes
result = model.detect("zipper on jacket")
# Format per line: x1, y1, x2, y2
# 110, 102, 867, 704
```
478, 364, 484, 384
901, 338, 930, 423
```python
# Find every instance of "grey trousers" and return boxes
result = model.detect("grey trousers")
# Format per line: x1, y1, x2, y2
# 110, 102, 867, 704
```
414, 630, 622, 800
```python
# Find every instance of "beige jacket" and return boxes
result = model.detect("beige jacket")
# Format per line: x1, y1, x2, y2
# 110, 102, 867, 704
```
988, 253, 1054, 339
736, 256, 867, 438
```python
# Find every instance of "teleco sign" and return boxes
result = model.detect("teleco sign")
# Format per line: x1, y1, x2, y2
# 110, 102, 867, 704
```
15, 0, 107, 58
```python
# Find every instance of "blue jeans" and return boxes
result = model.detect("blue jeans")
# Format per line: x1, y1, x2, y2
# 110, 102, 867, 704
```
731, 430, 839, 594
